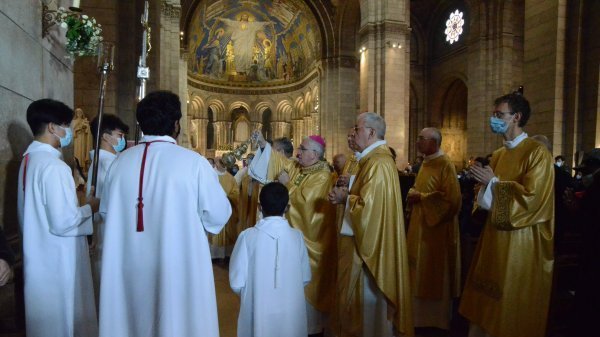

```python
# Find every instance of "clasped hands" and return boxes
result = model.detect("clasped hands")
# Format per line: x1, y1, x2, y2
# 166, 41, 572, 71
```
469, 164, 496, 186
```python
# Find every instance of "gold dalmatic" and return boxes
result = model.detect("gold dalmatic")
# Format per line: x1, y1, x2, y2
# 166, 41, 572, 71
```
211, 172, 239, 247
459, 138, 554, 337
407, 154, 461, 300
267, 151, 337, 313
333, 154, 363, 337
237, 172, 259, 234
347, 145, 414, 336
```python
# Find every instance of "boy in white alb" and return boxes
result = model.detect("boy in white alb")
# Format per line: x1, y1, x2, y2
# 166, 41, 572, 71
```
230, 182, 311, 337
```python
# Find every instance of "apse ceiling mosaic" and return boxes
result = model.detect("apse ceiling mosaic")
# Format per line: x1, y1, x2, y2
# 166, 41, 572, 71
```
188, 0, 321, 86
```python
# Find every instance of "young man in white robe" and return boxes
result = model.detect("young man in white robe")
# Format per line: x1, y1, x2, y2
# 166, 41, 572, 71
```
17, 99, 100, 337
86, 113, 129, 305
98, 91, 232, 337
230, 182, 311, 337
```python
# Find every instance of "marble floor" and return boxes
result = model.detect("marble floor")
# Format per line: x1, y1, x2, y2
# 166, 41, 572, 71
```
0, 260, 572, 337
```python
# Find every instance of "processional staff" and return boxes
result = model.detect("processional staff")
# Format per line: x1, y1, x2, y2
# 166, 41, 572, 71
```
90, 42, 115, 197
135, 0, 151, 144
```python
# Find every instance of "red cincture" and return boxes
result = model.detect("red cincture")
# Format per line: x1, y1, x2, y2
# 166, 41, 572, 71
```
137, 140, 174, 232
22, 154, 29, 193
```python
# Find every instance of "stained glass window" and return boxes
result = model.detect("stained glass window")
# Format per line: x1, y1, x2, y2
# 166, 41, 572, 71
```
445, 10, 465, 44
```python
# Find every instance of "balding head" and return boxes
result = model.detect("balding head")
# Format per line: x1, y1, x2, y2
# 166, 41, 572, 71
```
417, 127, 442, 156
333, 153, 347, 175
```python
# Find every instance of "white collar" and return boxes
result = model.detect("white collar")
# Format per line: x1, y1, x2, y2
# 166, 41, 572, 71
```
356, 140, 387, 160
423, 150, 444, 163
141, 135, 177, 144
89, 149, 117, 160
503, 132, 528, 149
24, 141, 61, 158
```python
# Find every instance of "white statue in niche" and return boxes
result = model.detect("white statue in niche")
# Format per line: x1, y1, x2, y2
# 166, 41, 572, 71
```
72, 108, 93, 171
235, 119, 250, 142
218, 13, 271, 74
189, 119, 199, 149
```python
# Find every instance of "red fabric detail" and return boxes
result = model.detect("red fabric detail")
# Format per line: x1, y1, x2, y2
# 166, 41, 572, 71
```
136, 140, 174, 232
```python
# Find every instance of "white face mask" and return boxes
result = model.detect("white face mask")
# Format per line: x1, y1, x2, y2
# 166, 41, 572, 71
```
555, 161, 563, 167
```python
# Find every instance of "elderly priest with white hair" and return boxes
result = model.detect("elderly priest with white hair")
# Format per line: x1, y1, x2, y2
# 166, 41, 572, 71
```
250, 131, 337, 336
329, 112, 414, 337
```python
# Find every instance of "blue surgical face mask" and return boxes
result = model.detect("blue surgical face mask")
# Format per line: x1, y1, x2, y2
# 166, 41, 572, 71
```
112, 136, 126, 152
53, 125, 73, 147
490, 116, 509, 134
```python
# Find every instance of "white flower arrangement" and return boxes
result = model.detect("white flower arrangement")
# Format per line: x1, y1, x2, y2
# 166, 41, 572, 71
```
55, 7, 103, 57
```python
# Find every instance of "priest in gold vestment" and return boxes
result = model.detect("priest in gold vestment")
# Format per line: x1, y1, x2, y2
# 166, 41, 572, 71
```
331, 128, 362, 337
210, 158, 240, 258
249, 131, 337, 335
461, 93, 554, 337
235, 153, 259, 235
406, 127, 461, 330
329, 112, 414, 337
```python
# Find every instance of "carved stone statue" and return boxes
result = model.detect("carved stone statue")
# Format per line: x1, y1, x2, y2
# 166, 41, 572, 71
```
72, 108, 93, 171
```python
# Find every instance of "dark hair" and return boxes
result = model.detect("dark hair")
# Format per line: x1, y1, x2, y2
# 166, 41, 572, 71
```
91, 114, 130, 141
259, 182, 289, 216
207, 158, 215, 165
494, 93, 531, 127
273, 137, 294, 157
136, 91, 182, 136
555, 155, 564, 162
26, 99, 74, 136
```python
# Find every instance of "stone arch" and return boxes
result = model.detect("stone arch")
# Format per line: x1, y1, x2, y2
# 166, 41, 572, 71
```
188, 95, 206, 119
276, 100, 294, 121
228, 101, 252, 120
432, 77, 468, 167
253, 101, 274, 121
304, 91, 313, 114
292, 96, 305, 119
207, 99, 227, 121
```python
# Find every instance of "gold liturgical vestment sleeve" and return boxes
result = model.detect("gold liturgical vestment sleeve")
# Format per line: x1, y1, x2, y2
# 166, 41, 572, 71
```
268, 150, 337, 313
407, 154, 461, 300
211, 172, 240, 247
348, 145, 414, 336
459, 138, 554, 337
237, 173, 259, 235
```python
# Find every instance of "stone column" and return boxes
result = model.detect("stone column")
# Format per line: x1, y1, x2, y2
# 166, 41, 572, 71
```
358, 0, 410, 162
304, 116, 313, 137
213, 121, 228, 149
523, 0, 566, 156
292, 119, 305, 146
271, 121, 291, 139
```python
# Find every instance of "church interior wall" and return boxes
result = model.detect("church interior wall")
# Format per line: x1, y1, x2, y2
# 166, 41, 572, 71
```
0, 0, 80, 327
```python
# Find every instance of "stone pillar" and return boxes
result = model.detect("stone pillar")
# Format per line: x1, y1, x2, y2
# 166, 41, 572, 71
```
304, 116, 313, 137
311, 112, 320, 135
358, 0, 410, 162
523, 0, 566, 156
271, 121, 291, 139
213, 121, 227, 149
292, 119, 305, 146
197, 118, 208, 155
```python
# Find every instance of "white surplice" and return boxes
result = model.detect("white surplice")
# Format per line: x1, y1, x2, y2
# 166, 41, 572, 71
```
98, 135, 232, 337
17, 141, 97, 337
230, 216, 311, 337
86, 149, 116, 305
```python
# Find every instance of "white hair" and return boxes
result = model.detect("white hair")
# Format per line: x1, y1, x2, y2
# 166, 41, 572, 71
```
360, 112, 386, 139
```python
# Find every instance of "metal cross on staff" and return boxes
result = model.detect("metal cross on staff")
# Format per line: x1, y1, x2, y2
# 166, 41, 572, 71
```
134, 0, 151, 144
90, 42, 115, 197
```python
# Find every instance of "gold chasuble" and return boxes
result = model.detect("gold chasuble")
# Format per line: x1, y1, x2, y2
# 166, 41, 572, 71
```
267, 151, 337, 313
333, 154, 362, 336
407, 153, 461, 300
211, 172, 239, 247
459, 138, 554, 337
237, 172, 259, 235
348, 145, 414, 336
